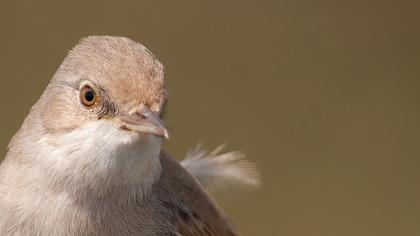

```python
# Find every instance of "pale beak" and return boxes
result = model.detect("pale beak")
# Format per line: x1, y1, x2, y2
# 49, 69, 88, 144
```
119, 109, 169, 139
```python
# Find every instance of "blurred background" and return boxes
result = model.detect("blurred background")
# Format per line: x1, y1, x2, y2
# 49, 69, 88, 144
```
0, 0, 419, 235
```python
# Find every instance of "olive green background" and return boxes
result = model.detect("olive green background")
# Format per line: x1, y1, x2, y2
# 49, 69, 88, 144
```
0, 0, 419, 235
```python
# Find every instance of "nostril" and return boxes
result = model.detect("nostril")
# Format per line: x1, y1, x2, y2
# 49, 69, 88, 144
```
132, 104, 153, 119
136, 112, 148, 119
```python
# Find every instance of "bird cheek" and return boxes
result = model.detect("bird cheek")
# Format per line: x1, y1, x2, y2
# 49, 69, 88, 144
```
40, 90, 94, 134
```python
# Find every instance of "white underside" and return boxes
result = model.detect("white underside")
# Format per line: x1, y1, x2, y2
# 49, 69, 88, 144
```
0, 119, 163, 235
38, 119, 162, 188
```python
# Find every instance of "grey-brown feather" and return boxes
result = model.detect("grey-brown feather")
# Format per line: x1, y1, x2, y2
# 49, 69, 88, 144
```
0, 35, 243, 236
151, 152, 239, 236
0, 152, 238, 236
181, 144, 261, 196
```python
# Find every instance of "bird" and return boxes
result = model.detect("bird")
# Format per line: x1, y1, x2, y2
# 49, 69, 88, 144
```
0, 36, 260, 235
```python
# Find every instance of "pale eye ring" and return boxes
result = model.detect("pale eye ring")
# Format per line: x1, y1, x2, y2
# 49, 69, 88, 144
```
80, 83, 98, 108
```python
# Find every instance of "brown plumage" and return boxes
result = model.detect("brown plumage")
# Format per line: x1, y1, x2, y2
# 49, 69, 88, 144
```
142, 152, 238, 236
0, 36, 257, 235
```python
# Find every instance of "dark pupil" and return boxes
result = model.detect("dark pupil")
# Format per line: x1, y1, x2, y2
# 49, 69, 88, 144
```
84, 90, 95, 102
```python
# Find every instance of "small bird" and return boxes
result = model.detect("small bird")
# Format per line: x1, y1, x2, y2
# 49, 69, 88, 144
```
0, 36, 259, 235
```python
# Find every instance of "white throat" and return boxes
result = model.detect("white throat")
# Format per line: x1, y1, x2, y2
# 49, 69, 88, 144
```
20, 120, 163, 201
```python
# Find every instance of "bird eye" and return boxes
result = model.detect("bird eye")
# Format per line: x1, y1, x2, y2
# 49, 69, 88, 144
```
80, 85, 97, 108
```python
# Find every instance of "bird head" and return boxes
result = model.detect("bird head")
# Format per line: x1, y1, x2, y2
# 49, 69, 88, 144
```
41, 36, 168, 142
6, 36, 169, 197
